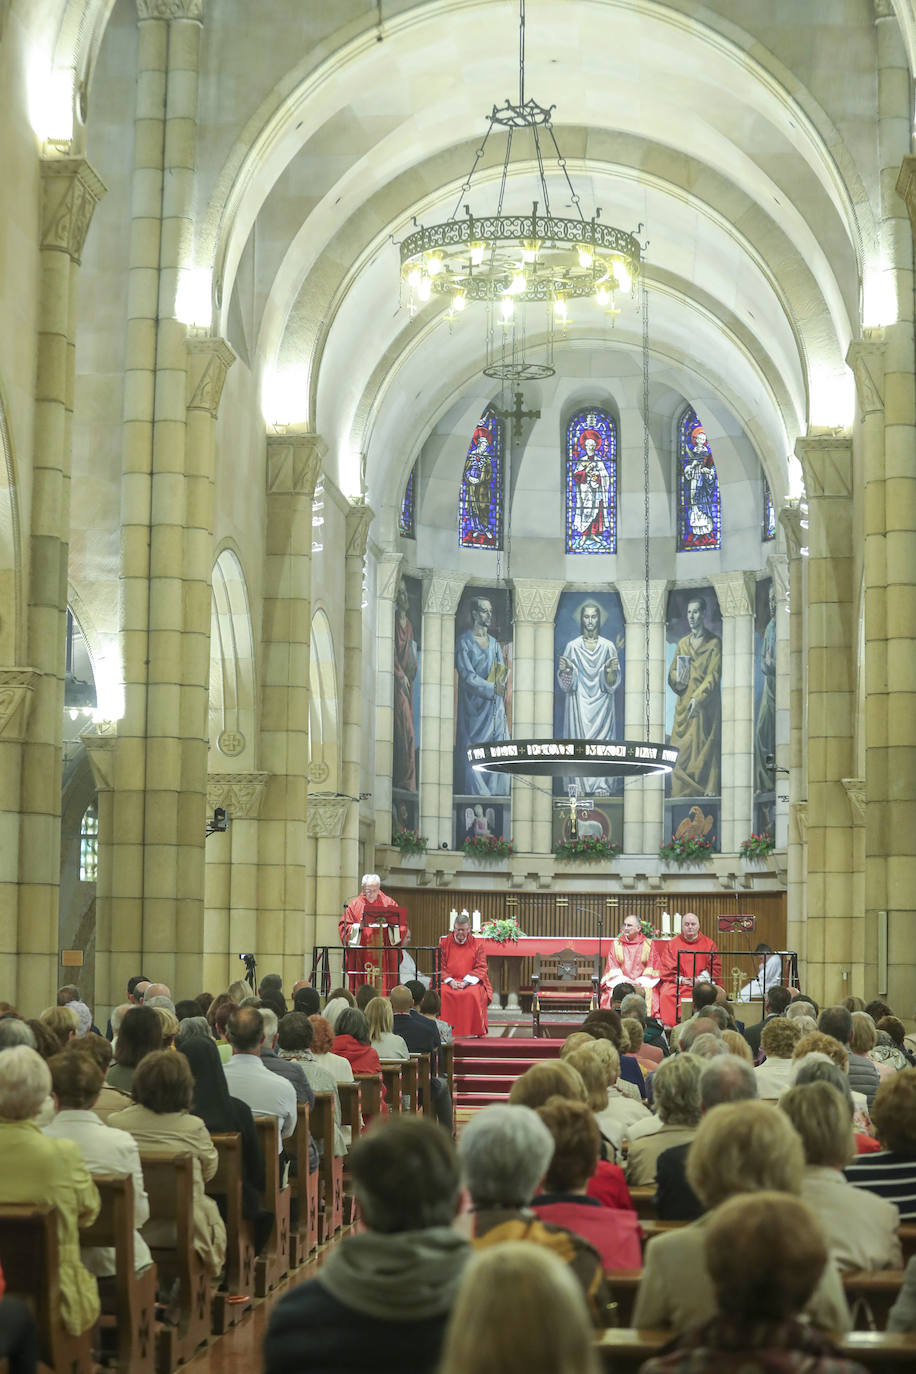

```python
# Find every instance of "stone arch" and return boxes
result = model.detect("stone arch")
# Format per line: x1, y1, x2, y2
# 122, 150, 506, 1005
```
309, 606, 339, 790
0, 385, 22, 664
209, 547, 256, 766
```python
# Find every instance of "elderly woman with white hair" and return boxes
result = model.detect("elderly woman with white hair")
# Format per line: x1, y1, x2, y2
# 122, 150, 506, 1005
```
0, 1046, 100, 1335
625, 1054, 703, 1186
633, 1100, 850, 1333
339, 873, 409, 996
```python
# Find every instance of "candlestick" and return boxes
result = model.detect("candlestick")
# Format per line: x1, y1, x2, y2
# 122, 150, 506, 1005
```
449, 909, 458, 931
661, 911, 671, 936
673, 912, 682, 935
472, 909, 481, 933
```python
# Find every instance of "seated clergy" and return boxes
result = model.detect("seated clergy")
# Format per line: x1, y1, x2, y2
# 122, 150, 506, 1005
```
438, 914, 492, 1037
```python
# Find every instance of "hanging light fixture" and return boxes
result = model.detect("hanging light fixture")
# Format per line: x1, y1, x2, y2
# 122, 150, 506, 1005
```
399, 0, 641, 378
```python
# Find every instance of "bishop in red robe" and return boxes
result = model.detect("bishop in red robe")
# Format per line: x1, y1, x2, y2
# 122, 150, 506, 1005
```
599, 913, 662, 1017
657, 912, 721, 1026
438, 917, 492, 1037
339, 874, 408, 995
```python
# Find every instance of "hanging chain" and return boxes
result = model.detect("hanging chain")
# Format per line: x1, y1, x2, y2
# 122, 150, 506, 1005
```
641, 269, 651, 741
519, 0, 526, 108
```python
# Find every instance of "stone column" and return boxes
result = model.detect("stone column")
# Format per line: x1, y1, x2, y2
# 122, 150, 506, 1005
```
796, 431, 856, 1007
617, 581, 668, 855
204, 772, 269, 994
308, 793, 352, 984
512, 581, 564, 853
373, 554, 403, 846
419, 575, 465, 849
710, 571, 756, 855
780, 502, 807, 971
259, 432, 324, 990
342, 504, 374, 894
767, 552, 791, 852
82, 722, 118, 1024
847, 333, 887, 999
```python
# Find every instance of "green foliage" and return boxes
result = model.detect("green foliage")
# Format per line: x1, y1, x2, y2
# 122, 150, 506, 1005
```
659, 833, 714, 864
554, 834, 621, 861
462, 834, 515, 860
392, 827, 428, 856
479, 916, 524, 943
739, 832, 775, 859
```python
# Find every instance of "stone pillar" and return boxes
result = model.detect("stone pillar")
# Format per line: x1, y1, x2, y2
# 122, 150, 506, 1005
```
710, 571, 756, 854
82, 721, 118, 1025
617, 581, 668, 855
260, 432, 324, 990
204, 772, 269, 994
16, 158, 105, 1012
512, 581, 564, 853
796, 431, 856, 1007
308, 793, 352, 983
373, 554, 403, 846
342, 504, 374, 891
780, 502, 807, 972
767, 552, 791, 852
848, 334, 887, 999
419, 575, 465, 849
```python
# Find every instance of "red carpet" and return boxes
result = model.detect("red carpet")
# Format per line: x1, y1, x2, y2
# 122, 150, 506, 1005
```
453, 1035, 563, 1111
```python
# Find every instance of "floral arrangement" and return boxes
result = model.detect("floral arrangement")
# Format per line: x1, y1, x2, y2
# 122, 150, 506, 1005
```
739, 832, 775, 859
392, 827, 427, 855
659, 834, 715, 864
554, 834, 621, 861
640, 918, 662, 938
462, 834, 515, 860
479, 916, 524, 943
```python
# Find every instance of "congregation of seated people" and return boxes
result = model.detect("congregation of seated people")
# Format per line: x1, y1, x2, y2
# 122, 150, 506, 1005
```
2, 971, 916, 1374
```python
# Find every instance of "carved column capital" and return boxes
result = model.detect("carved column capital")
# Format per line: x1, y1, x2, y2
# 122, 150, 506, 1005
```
794, 429, 852, 501
0, 668, 41, 743
186, 337, 235, 416
40, 158, 106, 264
266, 432, 326, 501
306, 792, 351, 838
207, 772, 270, 819
512, 579, 564, 623
345, 502, 374, 558
767, 552, 790, 601
616, 579, 669, 625
710, 570, 756, 618
137, 0, 204, 19
842, 777, 865, 825
846, 333, 886, 420
377, 554, 404, 602
779, 499, 806, 560
897, 155, 916, 245
82, 719, 119, 790
422, 574, 467, 616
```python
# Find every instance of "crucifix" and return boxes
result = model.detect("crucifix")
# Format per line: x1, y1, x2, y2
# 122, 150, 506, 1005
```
493, 389, 540, 445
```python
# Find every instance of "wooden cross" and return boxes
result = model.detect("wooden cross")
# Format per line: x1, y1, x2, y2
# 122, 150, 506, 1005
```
494, 389, 541, 444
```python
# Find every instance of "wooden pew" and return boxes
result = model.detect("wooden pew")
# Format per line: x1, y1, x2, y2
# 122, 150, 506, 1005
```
604, 1269, 641, 1327
398, 1057, 419, 1113
253, 1117, 291, 1297
629, 1184, 657, 1219
355, 1072, 383, 1118
441, 1041, 455, 1100
379, 1061, 403, 1113
139, 1152, 211, 1373
288, 1102, 319, 1266
597, 1329, 916, 1374
311, 1090, 342, 1239
843, 1269, 906, 1330
413, 1052, 432, 1117
338, 1081, 363, 1226
82, 1172, 158, 1374
899, 1222, 916, 1263
205, 1133, 254, 1330
0, 1203, 94, 1374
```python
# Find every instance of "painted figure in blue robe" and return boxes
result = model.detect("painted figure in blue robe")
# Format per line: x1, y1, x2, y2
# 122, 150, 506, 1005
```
455, 596, 510, 795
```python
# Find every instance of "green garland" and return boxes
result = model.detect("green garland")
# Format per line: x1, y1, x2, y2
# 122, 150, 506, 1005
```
739, 832, 775, 858
659, 834, 714, 865
392, 827, 428, 856
554, 834, 621, 861
462, 834, 515, 860
479, 916, 524, 942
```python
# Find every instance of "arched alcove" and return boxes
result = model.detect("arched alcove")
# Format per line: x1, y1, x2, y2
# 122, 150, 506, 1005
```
208, 548, 257, 767
309, 607, 339, 791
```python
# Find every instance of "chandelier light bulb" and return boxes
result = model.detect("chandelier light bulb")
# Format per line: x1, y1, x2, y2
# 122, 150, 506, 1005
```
521, 240, 540, 263
470, 241, 487, 267
452, 293, 467, 313
406, 267, 421, 291
553, 296, 568, 319
507, 271, 527, 295
595, 285, 610, 306
417, 276, 432, 302
500, 297, 515, 321
613, 258, 631, 291
577, 246, 594, 268
426, 255, 444, 277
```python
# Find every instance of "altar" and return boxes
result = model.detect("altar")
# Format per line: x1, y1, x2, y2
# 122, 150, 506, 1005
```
483, 936, 607, 1010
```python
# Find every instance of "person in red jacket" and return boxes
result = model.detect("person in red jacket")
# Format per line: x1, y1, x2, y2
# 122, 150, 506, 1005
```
331, 1008, 387, 1118
438, 914, 493, 1037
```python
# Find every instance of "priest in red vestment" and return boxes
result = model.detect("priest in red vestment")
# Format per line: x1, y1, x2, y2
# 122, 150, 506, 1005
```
339, 874, 409, 995
599, 913, 662, 1016
438, 914, 492, 1037
656, 912, 721, 1027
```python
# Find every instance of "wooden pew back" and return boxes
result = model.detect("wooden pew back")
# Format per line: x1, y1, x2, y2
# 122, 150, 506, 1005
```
81, 1172, 157, 1374
311, 1090, 342, 1239
206, 1133, 254, 1326
379, 1063, 403, 1114
0, 1203, 93, 1374
253, 1116, 291, 1296
140, 1151, 211, 1371
287, 1102, 318, 1265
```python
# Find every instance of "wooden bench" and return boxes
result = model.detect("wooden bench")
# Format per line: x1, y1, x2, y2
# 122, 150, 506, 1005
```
398, 1057, 419, 1113
604, 1269, 642, 1327
597, 1329, 916, 1373
139, 1152, 211, 1373
338, 1081, 363, 1225
899, 1222, 916, 1263
441, 1041, 455, 1101
413, 1052, 432, 1117
205, 1133, 254, 1330
311, 1090, 342, 1239
843, 1269, 906, 1330
379, 1062, 403, 1113
355, 1072, 383, 1118
82, 1172, 158, 1374
253, 1117, 291, 1297
0, 1203, 94, 1374
287, 1102, 319, 1266
628, 1185, 657, 1219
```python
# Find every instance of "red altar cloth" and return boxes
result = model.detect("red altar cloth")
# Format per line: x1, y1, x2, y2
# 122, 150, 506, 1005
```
438, 933, 493, 1037
339, 895, 408, 994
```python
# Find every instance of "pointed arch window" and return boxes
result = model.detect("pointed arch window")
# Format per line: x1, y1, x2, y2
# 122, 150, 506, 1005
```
565, 408, 617, 554
459, 405, 504, 549
677, 407, 722, 551
80, 800, 98, 882
763, 476, 776, 542
399, 464, 416, 539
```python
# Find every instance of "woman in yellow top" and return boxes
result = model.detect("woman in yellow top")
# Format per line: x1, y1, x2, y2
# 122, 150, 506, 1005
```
0, 1044, 100, 1334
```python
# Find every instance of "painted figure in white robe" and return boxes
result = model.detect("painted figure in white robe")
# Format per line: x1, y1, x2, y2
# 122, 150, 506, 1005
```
558, 601, 621, 796
570, 428, 612, 550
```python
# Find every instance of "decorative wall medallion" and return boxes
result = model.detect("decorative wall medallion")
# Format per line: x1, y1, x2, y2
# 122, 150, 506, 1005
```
217, 729, 245, 756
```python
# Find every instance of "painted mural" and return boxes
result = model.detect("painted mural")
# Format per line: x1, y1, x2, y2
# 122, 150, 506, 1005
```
753, 577, 776, 836
452, 585, 513, 824
391, 574, 422, 833
665, 585, 722, 847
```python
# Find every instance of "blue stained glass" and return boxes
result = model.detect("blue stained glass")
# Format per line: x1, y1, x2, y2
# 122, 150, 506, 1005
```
677, 407, 722, 551
565, 408, 617, 554
459, 406, 504, 550
763, 477, 776, 541
399, 465, 416, 539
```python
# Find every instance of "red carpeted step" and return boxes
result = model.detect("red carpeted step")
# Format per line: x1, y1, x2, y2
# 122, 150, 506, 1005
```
453, 1057, 545, 1075
457, 1091, 515, 1107
453, 1037, 563, 1057
454, 1075, 525, 1094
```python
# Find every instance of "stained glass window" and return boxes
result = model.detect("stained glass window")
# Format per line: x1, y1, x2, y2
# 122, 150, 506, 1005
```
677, 407, 722, 551
80, 800, 98, 882
399, 464, 416, 539
763, 476, 776, 541
459, 405, 504, 549
565, 408, 617, 554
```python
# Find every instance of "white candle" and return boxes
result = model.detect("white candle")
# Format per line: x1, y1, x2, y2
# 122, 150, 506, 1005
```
673, 912, 682, 935
449, 908, 458, 931
472, 909, 481, 933
662, 911, 671, 936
